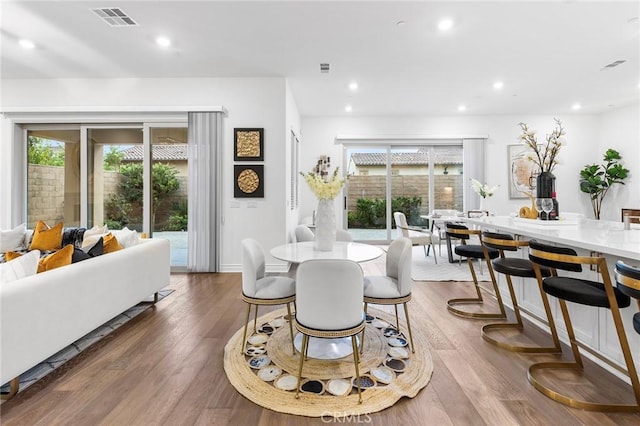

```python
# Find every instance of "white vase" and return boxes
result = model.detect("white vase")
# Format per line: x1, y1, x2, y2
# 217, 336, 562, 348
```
479, 197, 485, 211
314, 198, 336, 251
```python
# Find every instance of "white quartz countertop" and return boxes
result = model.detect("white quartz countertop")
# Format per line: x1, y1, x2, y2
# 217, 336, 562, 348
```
463, 216, 640, 261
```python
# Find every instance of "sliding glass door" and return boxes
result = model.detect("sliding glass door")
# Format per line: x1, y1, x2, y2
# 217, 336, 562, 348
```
344, 143, 464, 244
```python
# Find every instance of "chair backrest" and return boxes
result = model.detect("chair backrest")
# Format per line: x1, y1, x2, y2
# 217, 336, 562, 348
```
467, 210, 489, 218
241, 238, 266, 297
336, 228, 353, 242
386, 237, 413, 296
295, 225, 315, 242
444, 222, 474, 240
528, 239, 582, 272
393, 212, 410, 238
481, 231, 522, 252
616, 261, 640, 300
622, 209, 640, 224
295, 259, 364, 330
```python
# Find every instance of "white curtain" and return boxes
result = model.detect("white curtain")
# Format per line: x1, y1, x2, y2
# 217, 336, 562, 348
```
187, 112, 222, 272
462, 139, 485, 211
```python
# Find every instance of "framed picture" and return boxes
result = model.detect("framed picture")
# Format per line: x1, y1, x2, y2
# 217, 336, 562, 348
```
507, 144, 540, 199
234, 165, 264, 198
234, 128, 264, 161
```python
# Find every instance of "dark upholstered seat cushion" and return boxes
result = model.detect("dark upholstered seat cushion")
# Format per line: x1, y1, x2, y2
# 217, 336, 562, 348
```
634, 312, 640, 335
618, 282, 640, 300
543, 276, 631, 308
454, 244, 498, 260
493, 258, 551, 278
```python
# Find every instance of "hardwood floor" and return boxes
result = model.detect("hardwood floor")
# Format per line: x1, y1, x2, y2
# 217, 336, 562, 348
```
2, 264, 640, 425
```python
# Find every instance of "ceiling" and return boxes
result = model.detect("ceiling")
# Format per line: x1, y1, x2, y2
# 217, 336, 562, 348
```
1, 1, 638, 117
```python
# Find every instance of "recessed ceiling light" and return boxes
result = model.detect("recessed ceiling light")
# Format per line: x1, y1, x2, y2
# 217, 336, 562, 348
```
571, 103, 582, 110
156, 37, 171, 47
19, 39, 35, 49
396, 20, 406, 27
349, 82, 358, 91
493, 81, 504, 90
457, 105, 466, 112
438, 18, 454, 32
345, 105, 353, 112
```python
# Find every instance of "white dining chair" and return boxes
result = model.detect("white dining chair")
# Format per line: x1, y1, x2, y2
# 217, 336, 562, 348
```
393, 211, 438, 263
336, 228, 353, 242
294, 259, 365, 403
362, 237, 415, 353
294, 224, 315, 242
241, 238, 296, 354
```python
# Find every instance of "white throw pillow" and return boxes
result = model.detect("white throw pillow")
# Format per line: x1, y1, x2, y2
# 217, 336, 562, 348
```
111, 227, 139, 248
0, 223, 27, 253
81, 233, 108, 250
82, 225, 108, 245
0, 250, 41, 283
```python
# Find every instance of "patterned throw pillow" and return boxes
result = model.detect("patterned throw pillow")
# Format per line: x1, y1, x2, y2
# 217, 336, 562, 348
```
0, 250, 41, 283
37, 244, 73, 273
30, 221, 64, 251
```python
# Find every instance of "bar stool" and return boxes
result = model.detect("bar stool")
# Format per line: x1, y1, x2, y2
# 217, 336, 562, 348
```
445, 223, 506, 319
615, 261, 640, 335
480, 232, 561, 353
527, 240, 640, 412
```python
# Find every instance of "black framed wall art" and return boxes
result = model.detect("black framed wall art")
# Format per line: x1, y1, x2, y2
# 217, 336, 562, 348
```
234, 128, 264, 161
234, 164, 264, 198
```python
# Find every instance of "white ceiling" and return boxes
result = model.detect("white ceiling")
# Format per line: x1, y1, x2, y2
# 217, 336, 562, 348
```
1, 1, 638, 117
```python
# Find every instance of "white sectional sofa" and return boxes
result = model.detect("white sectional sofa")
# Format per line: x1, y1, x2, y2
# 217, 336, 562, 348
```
0, 238, 171, 398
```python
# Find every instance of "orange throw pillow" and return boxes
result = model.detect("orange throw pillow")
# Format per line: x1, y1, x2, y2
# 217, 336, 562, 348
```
103, 233, 123, 253
5, 251, 22, 261
38, 244, 73, 273
30, 220, 63, 251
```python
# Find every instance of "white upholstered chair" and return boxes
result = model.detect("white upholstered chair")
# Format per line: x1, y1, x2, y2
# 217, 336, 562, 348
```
241, 238, 296, 354
294, 259, 365, 403
393, 211, 438, 263
336, 228, 353, 242
362, 237, 415, 353
294, 225, 315, 242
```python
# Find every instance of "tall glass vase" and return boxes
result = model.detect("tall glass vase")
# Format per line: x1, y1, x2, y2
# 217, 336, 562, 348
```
314, 198, 336, 251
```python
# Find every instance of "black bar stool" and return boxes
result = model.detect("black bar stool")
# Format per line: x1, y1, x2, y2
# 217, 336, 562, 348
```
480, 232, 561, 353
527, 240, 640, 412
615, 261, 640, 335
444, 223, 506, 319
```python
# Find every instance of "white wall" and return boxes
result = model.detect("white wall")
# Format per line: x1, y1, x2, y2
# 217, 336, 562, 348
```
300, 112, 640, 223
596, 103, 640, 221
0, 77, 296, 272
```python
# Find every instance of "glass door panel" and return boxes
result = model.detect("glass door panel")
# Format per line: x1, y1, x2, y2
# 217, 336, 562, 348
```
86, 127, 144, 231
432, 145, 464, 212
345, 147, 388, 242
149, 126, 188, 268
26, 129, 81, 229
389, 147, 429, 233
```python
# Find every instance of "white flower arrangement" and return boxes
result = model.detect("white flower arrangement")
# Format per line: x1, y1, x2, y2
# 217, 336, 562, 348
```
471, 178, 498, 199
300, 167, 345, 200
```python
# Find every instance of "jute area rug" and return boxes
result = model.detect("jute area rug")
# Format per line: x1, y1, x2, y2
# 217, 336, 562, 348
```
224, 307, 433, 418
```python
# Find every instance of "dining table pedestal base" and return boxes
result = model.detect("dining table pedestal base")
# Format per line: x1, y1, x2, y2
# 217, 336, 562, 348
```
294, 333, 359, 360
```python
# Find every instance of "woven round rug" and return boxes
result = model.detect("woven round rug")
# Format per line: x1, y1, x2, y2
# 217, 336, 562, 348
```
223, 307, 433, 418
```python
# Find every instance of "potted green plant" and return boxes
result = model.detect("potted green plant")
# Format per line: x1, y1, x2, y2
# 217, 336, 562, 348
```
579, 148, 629, 219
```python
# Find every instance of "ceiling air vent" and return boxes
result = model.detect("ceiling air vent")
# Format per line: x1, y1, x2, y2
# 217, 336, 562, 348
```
320, 63, 330, 73
91, 8, 138, 26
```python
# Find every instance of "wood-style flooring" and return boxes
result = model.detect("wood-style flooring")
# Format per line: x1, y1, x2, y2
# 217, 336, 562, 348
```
2, 261, 640, 425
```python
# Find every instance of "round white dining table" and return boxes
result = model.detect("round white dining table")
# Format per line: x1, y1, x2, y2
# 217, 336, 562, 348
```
269, 240, 384, 360
270, 241, 384, 264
